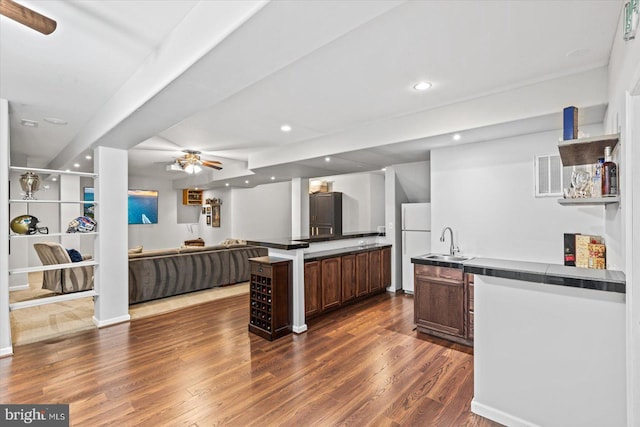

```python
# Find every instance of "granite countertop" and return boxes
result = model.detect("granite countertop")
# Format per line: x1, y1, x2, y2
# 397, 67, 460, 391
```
412, 254, 626, 294
304, 243, 391, 261
247, 231, 384, 250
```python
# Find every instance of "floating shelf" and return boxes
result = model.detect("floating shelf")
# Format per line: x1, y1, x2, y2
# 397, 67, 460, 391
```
8, 260, 98, 275
557, 196, 620, 206
558, 133, 619, 166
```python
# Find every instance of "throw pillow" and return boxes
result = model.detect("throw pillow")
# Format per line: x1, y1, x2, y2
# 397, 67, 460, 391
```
66, 248, 83, 262
128, 245, 143, 254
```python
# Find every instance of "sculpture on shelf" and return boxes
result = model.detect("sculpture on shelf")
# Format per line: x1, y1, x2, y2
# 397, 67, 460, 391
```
19, 171, 40, 200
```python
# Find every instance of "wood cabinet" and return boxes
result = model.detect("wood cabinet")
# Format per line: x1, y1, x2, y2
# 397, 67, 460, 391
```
341, 255, 356, 303
304, 261, 320, 318
466, 273, 474, 340
321, 257, 342, 310
182, 189, 203, 205
304, 246, 390, 320
248, 257, 292, 341
355, 252, 369, 297
309, 192, 342, 237
368, 249, 382, 292
414, 264, 469, 345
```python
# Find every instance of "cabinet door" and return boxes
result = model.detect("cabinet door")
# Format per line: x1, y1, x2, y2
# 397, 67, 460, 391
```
341, 255, 356, 302
368, 249, 382, 292
381, 246, 391, 288
414, 276, 465, 337
304, 261, 320, 318
321, 257, 341, 310
355, 252, 369, 297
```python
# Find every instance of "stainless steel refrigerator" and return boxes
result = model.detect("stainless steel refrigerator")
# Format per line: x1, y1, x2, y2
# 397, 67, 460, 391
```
401, 203, 431, 293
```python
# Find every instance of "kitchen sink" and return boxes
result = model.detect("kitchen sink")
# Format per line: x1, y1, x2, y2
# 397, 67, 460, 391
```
423, 254, 471, 262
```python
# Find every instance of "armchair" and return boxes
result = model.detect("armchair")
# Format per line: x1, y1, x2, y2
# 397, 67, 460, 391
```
33, 242, 94, 294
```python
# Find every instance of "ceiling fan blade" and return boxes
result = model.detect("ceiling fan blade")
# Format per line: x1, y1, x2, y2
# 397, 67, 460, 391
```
202, 160, 223, 170
0, 0, 57, 35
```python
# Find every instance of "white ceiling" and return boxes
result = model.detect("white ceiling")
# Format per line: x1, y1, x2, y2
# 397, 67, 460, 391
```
0, 0, 623, 187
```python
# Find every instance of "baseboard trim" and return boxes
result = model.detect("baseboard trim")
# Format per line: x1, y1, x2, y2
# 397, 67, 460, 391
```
0, 345, 14, 358
292, 324, 308, 334
9, 284, 29, 292
471, 399, 539, 427
92, 314, 130, 328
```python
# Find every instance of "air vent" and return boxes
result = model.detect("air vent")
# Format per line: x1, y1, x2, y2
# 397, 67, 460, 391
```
535, 154, 563, 197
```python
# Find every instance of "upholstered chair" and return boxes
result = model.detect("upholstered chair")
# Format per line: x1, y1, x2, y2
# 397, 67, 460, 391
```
33, 242, 94, 294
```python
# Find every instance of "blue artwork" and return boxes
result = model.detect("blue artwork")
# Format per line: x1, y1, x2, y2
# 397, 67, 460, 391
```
128, 190, 159, 224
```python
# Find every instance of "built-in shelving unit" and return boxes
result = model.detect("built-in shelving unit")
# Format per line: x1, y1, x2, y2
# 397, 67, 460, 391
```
557, 133, 619, 167
7, 166, 99, 309
557, 133, 620, 206
182, 189, 203, 205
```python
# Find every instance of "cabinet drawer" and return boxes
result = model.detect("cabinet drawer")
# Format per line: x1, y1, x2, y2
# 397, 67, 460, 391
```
415, 264, 463, 281
251, 263, 272, 276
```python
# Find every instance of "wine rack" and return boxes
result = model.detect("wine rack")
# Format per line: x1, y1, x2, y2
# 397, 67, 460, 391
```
248, 256, 292, 341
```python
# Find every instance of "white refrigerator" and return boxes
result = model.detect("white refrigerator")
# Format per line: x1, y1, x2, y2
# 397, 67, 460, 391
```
401, 203, 431, 293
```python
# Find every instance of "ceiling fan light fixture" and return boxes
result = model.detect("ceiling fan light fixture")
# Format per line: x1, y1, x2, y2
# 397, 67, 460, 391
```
280, 124, 292, 132
184, 163, 202, 174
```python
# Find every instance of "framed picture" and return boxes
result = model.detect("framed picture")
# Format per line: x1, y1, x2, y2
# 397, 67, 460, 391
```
83, 187, 95, 218
205, 206, 212, 215
212, 204, 220, 227
201, 207, 206, 215
206, 215, 212, 225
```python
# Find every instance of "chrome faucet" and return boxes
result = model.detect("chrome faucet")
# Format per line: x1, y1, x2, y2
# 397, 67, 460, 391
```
440, 226, 459, 255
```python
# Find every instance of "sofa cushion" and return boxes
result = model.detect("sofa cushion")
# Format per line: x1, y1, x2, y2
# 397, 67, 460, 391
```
128, 245, 143, 254
128, 248, 179, 259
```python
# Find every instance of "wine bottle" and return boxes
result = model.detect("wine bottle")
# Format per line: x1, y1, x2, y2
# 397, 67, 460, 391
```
601, 146, 618, 197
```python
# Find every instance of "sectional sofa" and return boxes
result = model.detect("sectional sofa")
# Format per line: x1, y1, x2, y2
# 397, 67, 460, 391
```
128, 244, 268, 304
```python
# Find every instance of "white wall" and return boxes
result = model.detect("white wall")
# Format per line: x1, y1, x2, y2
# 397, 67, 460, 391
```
196, 188, 232, 244
394, 160, 430, 203
231, 181, 292, 240
128, 176, 199, 250
314, 171, 386, 232
430, 125, 605, 263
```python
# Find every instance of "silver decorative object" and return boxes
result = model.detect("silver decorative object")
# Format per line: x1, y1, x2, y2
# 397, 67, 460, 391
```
19, 172, 41, 200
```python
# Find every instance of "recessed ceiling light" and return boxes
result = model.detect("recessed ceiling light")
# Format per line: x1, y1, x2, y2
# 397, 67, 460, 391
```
280, 124, 292, 132
73, 163, 81, 168
381, 167, 386, 171
225, 183, 229, 187
20, 119, 38, 127
51, 177, 57, 181
453, 133, 461, 141
85, 155, 92, 160
271, 176, 276, 180
65, 169, 70, 172
413, 81, 432, 91
44, 117, 68, 125
325, 157, 331, 162
245, 180, 249, 184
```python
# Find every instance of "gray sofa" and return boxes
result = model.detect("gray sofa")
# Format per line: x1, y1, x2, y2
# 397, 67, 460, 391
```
128, 244, 268, 304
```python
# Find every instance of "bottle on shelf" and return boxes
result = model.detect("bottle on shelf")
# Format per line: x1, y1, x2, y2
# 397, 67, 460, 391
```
592, 158, 603, 198
601, 146, 618, 197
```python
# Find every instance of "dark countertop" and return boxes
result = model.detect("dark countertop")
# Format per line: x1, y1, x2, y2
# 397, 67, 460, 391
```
247, 231, 384, 250
411, 254, 626, 294
304, 243, 392, 262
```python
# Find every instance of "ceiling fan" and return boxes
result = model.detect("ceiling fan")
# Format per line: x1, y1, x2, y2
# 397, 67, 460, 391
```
167, 150, 223, 174
0, 0, 57, 35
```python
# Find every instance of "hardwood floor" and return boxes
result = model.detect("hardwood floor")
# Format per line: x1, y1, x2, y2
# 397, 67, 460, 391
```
0, 292, 500, 426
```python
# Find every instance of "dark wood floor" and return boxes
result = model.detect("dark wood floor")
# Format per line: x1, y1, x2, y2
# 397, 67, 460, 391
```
0, 291, 500, 426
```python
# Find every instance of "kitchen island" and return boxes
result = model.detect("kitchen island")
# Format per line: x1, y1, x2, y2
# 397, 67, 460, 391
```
412, 255, 626, 427
247, 231, 388, 333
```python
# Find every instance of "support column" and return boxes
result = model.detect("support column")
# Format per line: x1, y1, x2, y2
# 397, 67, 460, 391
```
0, 98, 12, 356
93, 146, 130, 327
291, 177, 309, 237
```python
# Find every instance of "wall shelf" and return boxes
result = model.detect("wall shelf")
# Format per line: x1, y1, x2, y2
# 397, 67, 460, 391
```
9, 166, 97, 178
557, 196, 620, 206
8, 260, 98, 275
557, 133, 619, 166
